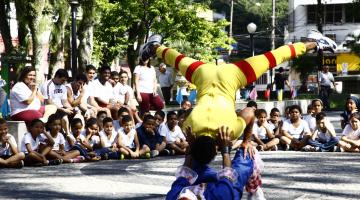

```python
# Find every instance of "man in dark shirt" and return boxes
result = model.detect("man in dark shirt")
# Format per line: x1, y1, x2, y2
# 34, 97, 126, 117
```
274, 67, 290, 101
136, 114, 166, 158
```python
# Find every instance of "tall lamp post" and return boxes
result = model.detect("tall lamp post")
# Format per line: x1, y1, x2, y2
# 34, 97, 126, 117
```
247, 23, 257, 57
69, 0, 79, 78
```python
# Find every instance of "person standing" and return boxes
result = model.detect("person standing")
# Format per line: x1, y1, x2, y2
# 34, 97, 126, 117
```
157, 63, 173, 105
274, 67, 290, 101
319, 65, 335, 110
134, 59, 164, 113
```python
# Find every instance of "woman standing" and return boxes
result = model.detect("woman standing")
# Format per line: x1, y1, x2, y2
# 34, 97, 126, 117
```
134, 59, 164, 113
10, 67, 56, 122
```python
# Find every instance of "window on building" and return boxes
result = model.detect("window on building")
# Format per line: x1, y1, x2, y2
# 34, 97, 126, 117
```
307, 5, 316, 24
325, 4, 342, 24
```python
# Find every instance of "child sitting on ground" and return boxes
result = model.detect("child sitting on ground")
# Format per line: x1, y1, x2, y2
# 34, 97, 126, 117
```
305, 112, 339, 152
160, 111, 188, 155
154, 110, 165, 131
80, 118, 101, 150
136, 114, 166, 158
338, 113, 360, 152
66, 118, 100, 161
20, 119, 62, 166
252, 109, 279, 151
268, 108, 283, 137
96, 117, 122, 159
340, 96, 359, 129
0, 118, 25, 168
117, 115, 140, 159
113, 107, 131, 132
96, 110, 108, 131
42, 114, 82, 163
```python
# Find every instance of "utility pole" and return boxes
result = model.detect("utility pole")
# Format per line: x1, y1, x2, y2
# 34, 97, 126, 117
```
270, 0, 276, 87
229, 0, 234, 56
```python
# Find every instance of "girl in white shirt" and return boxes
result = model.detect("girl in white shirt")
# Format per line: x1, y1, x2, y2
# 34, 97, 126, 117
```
43, 114, 82, 163
118, 115, 140, 159
252, 109, 279, 151
21, 119, 61, 166
280, 105, 311, 151
338, 113, 360, 152
160, 111, 188, 155
0, 119, 25, 168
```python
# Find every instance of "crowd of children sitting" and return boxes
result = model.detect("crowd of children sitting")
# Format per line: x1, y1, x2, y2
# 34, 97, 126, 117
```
1, 95, 360, 169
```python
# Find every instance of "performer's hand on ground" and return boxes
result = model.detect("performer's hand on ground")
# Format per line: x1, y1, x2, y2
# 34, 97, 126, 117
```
240, 140, 254, 160
217, 126, 232, 149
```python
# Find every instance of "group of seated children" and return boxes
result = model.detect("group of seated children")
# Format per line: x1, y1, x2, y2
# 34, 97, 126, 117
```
0, 107, 190, 168
247, 98, 360, 152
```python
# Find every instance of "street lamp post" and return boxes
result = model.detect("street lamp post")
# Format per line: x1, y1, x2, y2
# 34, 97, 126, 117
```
69, 0, 79, 78
247, 23, 257, 57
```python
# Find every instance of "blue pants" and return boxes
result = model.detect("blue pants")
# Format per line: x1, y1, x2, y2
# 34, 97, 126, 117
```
232, 148, 254, 198
94, 148, 120, 159
71, 144, 90, 159
307, 137, 339, 152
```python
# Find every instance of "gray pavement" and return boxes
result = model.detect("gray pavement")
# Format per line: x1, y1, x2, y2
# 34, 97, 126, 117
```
1, 111, 359, 199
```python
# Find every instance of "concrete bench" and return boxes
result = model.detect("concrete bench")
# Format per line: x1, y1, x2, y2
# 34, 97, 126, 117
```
7, 121, 27, 148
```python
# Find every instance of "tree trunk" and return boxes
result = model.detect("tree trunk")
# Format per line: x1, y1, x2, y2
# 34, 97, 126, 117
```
316, 0, 323, 33
14, 0, 29, 48
0, 0, 14, 53
78, 0, 96, 73
25, 1, 52, 84
49, 0, 69, 77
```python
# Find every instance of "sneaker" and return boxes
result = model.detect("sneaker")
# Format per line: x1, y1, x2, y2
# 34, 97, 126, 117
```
72, 156, 85, 163
307, 29, 337, 53
160, 149, 171, 156
271, 145, 278, 151
48, 159, 63, 166
256, 145, 264, 151
139, 34, 162, 61
150, 150, 159, 158
301, 145, 316, 152
101, 153, 109, 160
140, 152, 151, 159
119, 153, 125, 160
284, 144, 290, 151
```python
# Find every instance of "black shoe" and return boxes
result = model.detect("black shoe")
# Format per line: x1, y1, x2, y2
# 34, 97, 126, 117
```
160, 149, 171, 156
48, 159, 63, 166
139, 34, 162, 61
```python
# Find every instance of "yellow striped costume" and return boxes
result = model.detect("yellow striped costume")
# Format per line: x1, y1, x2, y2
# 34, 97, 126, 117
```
156, 43, 306, 139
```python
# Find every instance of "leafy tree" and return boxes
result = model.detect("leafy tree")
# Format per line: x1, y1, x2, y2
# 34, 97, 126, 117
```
0, 0, 14, 54
93, 0, 232, 71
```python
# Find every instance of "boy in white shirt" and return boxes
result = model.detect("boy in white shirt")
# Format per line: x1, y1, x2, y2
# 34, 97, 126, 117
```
160, 111, 188, 155
118, 115, 140, 158
306, 112, 339, 152
41, 69, 72, 134
0, 119, 25, 168
95, 117, 122, 159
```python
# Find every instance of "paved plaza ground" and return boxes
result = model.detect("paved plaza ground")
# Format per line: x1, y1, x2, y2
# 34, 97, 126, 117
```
0, 111, 359, 199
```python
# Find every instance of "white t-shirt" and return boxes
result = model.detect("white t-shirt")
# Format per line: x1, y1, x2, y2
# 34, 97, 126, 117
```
319, 71, 334, 87
99, 130, 119, 148
118, 128, 136, 148
282, 119, 311, 139
80, 130, 100, 148
64, 133, 87, 151
92, 79, 113, 104
0, 134, 17, 156
10, 82, 41, 115
303, 114, 316, 132
134, 65, 156, 93
113, 120, 121, 133
252, 122, 272, 140
40, 132, 65, 151
41, 79, 67, 107
20, 132, 41, 153
160, 124, 185, 144
83, 80, 95, 104
342, 124, 360, 140
113, 83, 128, 103
267, 121, 278, 133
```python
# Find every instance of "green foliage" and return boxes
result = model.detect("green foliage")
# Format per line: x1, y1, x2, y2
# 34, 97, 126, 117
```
93, 0, 232, 67
291, 54, 319, 80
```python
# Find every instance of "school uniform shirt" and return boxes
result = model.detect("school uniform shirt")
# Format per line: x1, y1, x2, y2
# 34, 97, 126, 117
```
0, 134, 17, 156
136, 125, 163, 150
133, 65, 156, 94
80, 130, 100, 148
92, 79, 113, 104
82, 80, 95, 104
113, 120, 121, 133
20, 132, 41, 153
252, 122, 272, 140
40, 132, 65, 151
342, 124, 360, 140
267, 121, 279, 133
303, 114, 316, 132
159, 124, 185, 144
99, 130, 119, 148
10, 82, 42, 116
113, 83, 128, 103
314, 123, 336, 143
118, 128, 136, 148
282, 119, 310, 139
41, 79, 67, 108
